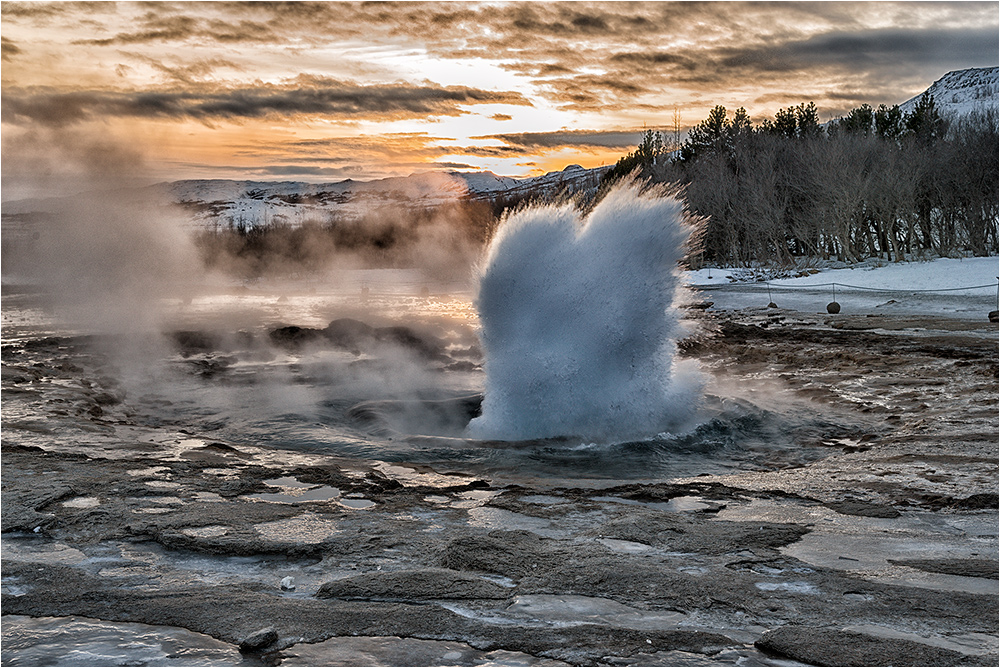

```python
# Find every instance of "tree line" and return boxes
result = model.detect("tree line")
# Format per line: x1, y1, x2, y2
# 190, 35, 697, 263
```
604, 93, 999, 266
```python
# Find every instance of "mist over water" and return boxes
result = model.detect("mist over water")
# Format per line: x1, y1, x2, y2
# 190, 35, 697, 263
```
468, 181, 705, 442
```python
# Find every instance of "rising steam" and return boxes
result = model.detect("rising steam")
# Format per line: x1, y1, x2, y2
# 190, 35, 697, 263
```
467, 180, 704, 442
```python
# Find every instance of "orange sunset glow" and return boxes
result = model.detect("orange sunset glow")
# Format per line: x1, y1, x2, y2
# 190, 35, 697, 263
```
2, 1, 997, 198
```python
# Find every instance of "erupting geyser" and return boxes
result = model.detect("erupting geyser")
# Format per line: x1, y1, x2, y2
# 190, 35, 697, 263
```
467, 180, 705, 442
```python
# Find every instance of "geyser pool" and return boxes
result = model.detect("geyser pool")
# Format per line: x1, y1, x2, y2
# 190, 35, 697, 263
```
467, 181, 704, 442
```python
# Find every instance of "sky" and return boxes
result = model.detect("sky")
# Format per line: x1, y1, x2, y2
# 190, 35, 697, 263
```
1, 1, 997, 199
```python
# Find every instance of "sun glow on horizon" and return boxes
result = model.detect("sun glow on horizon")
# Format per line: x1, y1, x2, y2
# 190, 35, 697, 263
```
1, 1, 996, 193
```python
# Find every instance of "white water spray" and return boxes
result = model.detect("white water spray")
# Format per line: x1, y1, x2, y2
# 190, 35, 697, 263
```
467, 180, 705, 442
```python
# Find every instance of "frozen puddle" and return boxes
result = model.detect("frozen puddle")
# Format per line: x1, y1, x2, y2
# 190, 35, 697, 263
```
339, 497, 376, 509
505, 595, 690, 630
0, 615, 240, 667
61, 497, 101, 509
279, 634, 569, 667
247, 476, 342, 503
717, 499, 999, 595
466, 507, 566, 538
594, 495, 719, 513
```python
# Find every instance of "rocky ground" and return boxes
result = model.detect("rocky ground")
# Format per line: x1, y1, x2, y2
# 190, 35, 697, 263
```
2, 307, 998, 667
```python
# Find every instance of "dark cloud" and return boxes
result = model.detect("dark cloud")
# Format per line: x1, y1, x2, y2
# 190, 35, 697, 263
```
256, 164, 364, 177
1, 81, 531, 127
717, 26, 999, 73
489, 113, 513, 121
120, 53, 243, 84
78, 14, 202, 46
609, 51, 699, 71
1, 37, 22, 61
0, 2, 70, 20
477, 130, 647, 151
216, 159, 484, 180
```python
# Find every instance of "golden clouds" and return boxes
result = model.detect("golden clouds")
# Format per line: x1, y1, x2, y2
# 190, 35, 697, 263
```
1, 1, 996, 183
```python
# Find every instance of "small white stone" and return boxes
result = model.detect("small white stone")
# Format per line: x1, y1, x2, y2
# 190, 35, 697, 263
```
280, 576, 296, 590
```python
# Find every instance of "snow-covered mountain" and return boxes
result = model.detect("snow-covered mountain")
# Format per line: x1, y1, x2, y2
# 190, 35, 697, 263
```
899, 66, 997, 117
2, 164, 608, 230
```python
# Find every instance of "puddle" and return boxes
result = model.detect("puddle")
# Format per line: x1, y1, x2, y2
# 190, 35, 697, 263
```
180, 526, 229, 538
451, 489, 501, 509
466, 507, 563, 537
841, 624, 999, 657
339, 498, 376, 509
278, 634, 566, 667
520, 495, 567, 505
145, 481, 181, 489
246, 476, 341, 504
719, 499, 999, 595
0, 615, 241, 667
0, 540, 88, 566
62, 497, 100, 509
375, 462, 477, 488
505, 595, 689, 630
594, 495, 715, 513
754, 581, 821, 594
191, 491, 224, 502
597, 538, 654, 554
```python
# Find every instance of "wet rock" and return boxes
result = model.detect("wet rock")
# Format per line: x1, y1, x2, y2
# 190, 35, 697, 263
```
91, 391, 123, 406
589, 510, 810, 555
269, 326, 326, 349
888, 558, 999, 579
441, 530, 549, 577
755, 626, 997, 667
373, 325, 446, 360
316, 568, 511, 601
170, 330, 223, 355
1, 484, 73, 532
323, 318, 377, 352
239, 626, 278, 652
823, 500, 901, 518
278, 636, 571, 667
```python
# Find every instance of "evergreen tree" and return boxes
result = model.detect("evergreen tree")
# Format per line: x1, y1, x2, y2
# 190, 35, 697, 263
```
903, 91, 946, 144
873, 104, 903, 140
601, 129, 670, 185
795, 102, 821, 137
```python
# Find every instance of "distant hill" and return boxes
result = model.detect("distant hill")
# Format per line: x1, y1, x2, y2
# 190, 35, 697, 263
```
898, 66, 998, 118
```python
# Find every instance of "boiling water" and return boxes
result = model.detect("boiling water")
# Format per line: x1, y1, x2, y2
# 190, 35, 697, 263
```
469, 182, 703, 442
2, 275, 860, 485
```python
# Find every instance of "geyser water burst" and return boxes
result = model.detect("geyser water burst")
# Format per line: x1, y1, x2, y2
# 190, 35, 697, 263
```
467, 180, 705, 442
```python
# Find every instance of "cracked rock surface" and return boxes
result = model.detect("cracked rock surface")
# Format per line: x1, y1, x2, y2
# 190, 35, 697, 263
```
2, 306, 997, 666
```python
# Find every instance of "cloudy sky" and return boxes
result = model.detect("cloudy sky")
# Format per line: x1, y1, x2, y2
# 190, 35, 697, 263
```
2, 1, 997, 197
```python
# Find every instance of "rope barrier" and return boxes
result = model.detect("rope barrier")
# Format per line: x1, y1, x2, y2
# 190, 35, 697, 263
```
726, 281, 1000, 293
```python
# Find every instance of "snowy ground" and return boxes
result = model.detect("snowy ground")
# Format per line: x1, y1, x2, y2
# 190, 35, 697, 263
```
685, 256, 999, 319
